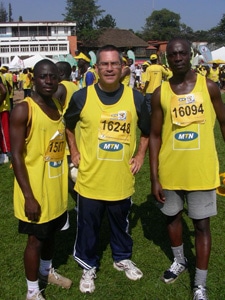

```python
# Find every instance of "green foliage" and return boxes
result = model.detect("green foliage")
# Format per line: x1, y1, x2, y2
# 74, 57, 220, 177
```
95, 14, 116, 29
0, 1, 7, 22
142, 9, 181, 41
8, 3, 13, 22
63, 0, 104, 42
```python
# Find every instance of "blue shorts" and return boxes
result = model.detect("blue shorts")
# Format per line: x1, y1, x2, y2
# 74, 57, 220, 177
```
158, 189, 217, 219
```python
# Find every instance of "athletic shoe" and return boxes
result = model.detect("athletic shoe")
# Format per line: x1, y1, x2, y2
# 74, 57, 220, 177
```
193, 285, 208, 300
38, 268, 72, 289
79, 267, 97, 293
161, 258, 188, 284
113, 259, 143, 280
26, 290, 45, 300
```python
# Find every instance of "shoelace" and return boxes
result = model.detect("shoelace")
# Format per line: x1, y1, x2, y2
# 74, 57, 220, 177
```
83, 268, 96, 280
124, 260, 137, 270
195, 286, 207, 299
169, 260, 185, 275
50, 268, 60, 279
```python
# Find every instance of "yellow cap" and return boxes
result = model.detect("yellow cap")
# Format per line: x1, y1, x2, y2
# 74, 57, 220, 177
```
150, 54, 157, 60
74, 52, 91, 62
122, 57, 127, 63
0, 66, 7, 72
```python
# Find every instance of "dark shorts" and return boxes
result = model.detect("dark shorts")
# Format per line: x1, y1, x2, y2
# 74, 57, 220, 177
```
18, 211, 68, 240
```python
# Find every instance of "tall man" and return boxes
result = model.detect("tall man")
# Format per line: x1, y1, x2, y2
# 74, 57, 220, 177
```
64, 45, 150, 294
10, 59, 72, 300
149, 37, 225, 300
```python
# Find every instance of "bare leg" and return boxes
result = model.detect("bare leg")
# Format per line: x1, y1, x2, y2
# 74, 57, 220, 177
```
167, 211, 183, 247
24, 235, 42, 281
192, 217, 211, 269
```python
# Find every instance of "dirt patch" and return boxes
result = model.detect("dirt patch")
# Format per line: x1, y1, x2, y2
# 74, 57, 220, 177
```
13, 89, 24, 104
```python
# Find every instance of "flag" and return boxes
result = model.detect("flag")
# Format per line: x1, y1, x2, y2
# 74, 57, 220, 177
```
198, 45, 212, 63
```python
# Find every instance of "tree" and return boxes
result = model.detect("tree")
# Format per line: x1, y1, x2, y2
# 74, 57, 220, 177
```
63, 0, 104, 43
8, 3, 13, 22
141, 9, 182, 41
206, 14, 225, 46
0, 2, 7, 22
95, 14, 116, 29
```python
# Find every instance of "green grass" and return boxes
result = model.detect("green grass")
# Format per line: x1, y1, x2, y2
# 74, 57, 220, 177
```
1, 93, 225, 299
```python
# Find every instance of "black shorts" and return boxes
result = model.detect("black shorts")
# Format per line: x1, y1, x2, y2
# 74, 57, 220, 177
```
18, 211, 68, 240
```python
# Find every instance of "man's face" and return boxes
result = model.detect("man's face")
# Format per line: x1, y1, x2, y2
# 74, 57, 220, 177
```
166, 40, 191, 74
96, 50, 122, 87
34, 63, 59, 97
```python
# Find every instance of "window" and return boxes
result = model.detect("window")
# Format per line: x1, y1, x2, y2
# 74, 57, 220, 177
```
0, 27, 6, 34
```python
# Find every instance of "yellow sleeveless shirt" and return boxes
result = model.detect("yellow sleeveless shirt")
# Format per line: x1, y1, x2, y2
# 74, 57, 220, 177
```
13, 97, 68, 223
159, 74, 220, 190
60, 80, 79, 113
0, 74, 10, 112
75, 85, 137, 200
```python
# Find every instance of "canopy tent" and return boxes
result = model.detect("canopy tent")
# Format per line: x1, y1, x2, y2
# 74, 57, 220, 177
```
8, 55, 24, 70
23, 54, 57, 68
211, 46, 225, 61
193, 46, 225, 66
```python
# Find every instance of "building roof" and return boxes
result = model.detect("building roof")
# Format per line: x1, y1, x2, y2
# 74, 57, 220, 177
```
93, 28, 148, 48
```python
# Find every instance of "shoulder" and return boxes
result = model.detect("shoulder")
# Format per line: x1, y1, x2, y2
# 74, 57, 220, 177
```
11, 100, 29, 123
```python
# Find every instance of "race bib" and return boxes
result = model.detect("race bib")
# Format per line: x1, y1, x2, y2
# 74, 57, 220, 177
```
171, 93, 205, 126
44, 129, 66, 162
98, 110, 131, 144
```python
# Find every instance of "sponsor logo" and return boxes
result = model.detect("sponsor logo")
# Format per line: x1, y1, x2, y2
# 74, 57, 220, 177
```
175, 131, 198, 141
49, 161, 63, 168
99, 142, 123, 151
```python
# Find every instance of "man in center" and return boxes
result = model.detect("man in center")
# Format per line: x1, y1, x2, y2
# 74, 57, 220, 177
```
64, 44, 150, 293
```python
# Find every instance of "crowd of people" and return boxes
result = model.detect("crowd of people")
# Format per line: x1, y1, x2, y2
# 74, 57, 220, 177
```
1, 38, 225, 300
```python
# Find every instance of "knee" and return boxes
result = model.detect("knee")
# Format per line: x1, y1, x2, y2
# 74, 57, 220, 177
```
26, 235, 42, 251
194, 218, 210, 235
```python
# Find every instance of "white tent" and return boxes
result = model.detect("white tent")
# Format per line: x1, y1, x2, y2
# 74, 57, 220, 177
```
23, 54, 57, 68
9, 55, 24, 70
211, 46, 225, 61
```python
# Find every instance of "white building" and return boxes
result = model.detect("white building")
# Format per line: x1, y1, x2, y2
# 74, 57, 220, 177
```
0, 21, 77, 64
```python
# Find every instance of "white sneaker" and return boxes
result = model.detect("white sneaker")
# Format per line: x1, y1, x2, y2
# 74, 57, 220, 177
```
79, 267, 96, 293
2, 153, 9, 163
161, 258, 188, 284
26, 290, 45, 300
193, 285, 208, 300
113, 259, 143, 280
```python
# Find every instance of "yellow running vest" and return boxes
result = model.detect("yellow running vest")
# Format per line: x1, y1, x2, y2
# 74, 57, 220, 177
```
208, 68, 220, 82
60, 80, 79, 113
13, 97, 68, 223
159, 74, 220, 190
75, 85, 138, 200
0, 74, 10, 112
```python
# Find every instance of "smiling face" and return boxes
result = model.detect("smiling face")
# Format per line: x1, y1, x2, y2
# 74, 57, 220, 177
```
166, 39, 192, 75
96, 49, 122, 91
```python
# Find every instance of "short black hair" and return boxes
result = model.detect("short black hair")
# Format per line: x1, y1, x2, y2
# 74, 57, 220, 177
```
96, 45, 123, 64
56, 61, 72, 78
33, 59, 57, 77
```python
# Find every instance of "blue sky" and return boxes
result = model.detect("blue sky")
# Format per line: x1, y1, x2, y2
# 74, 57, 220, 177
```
4, 0, 225, 32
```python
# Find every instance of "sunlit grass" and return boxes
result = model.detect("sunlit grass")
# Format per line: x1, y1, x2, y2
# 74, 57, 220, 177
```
1, 93, 225, 299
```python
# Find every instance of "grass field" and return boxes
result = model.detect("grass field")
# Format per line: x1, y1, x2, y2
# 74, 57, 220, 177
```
1, 94, 225, 300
